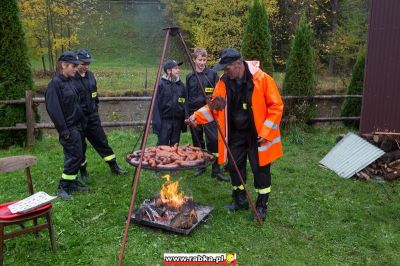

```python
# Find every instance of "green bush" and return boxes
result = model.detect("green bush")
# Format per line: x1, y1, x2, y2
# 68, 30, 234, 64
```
0, 0, 36, 147
241, 0, 274, 74
283, 12, 316, 125
341, 47, 365, 128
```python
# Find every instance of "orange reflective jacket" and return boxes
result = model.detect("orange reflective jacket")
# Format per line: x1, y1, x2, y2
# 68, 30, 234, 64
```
193, 61, 284, 166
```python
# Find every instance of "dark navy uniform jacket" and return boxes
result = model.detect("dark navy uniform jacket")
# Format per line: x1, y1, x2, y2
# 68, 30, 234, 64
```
186, 68, 219, 114
152, 76, 187, 135
45, 73, 84, 136
73, 70, 99, 115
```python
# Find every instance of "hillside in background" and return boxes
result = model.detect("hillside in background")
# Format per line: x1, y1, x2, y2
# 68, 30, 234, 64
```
29, 2, 345, 95
76, 2, 179, 67
31, 2, 193, 94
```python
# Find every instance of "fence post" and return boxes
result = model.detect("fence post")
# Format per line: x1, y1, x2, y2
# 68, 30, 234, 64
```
145, 68, 148, 90
25, 90, 35, 147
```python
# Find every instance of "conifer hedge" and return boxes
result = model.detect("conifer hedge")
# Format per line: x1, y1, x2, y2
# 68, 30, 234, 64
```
341, 47, 365, 128
241, 0, 274, 74
283, 13, 316, 123
0, 0, 35, 147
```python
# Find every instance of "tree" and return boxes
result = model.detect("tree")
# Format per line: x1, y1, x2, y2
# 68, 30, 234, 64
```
241, 0, 274, 74
19, 0, 99, 71
283, 12, 315, 123
161, 0, 279, 64
0, 0, 35, 147
327, 0, 368, 76
341, 47, 365, 128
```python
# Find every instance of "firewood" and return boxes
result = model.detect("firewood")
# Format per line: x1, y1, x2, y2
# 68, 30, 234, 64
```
381, 150, 400, 163
169, 198, 198, 229
384, 167, 396, 174
386, 171, 400, 181
357, 170, 371, 180
360, 134, 374, 144
373, 135, 382, 144
388, 159, 400, 169
366, 166, 376, 174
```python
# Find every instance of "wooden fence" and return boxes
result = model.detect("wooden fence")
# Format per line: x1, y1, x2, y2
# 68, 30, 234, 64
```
0, 91, 362, 147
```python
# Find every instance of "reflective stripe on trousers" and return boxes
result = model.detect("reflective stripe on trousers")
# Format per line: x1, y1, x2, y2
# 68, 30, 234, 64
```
62, 173, 77, 180
103, 154, 116, 161
256, 187, 271, 194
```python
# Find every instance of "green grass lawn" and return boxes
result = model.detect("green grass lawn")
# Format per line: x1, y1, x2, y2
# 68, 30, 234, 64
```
1, 126, 399, 265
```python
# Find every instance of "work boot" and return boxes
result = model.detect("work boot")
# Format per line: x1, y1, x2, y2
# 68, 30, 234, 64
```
79, 165, 89, 182
224, 189, 249, 211
69, 179, 89, 192
253, 193, 269, 221
211, 162, 229, 182
194, 167, 206, 177
57, 179, 89, 201
108, 160, 128, 175
57, 180, 73, 201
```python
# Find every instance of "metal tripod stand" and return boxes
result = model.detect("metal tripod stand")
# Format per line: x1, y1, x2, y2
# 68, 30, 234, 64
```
118, 27, 262, 266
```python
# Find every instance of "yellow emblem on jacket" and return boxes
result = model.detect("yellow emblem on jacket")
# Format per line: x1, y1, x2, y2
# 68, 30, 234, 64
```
205, 87, 214, 93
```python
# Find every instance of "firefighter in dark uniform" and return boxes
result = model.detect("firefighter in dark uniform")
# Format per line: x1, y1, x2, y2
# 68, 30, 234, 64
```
45, 51, 88, 200
186, 48, 228, 181
152, 60, 187, 145
74, 49, 127, 180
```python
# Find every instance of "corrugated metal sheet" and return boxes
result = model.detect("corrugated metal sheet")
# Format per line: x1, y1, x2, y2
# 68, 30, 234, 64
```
360, 0, 400, 133
319, 133, 385, 178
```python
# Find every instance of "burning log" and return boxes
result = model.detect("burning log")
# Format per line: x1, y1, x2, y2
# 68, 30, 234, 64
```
170, 198, 198, 229
133, 174, 202, 230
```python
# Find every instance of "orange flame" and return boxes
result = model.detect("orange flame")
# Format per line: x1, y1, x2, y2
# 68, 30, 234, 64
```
160, 174, 186, 209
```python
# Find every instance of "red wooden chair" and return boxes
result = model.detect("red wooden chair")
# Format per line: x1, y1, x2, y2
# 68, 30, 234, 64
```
0, 156, 56, 266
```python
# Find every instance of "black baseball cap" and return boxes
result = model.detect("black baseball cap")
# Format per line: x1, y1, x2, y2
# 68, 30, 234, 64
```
163, 59, 183, 73
213, 48, 242, 71
58, 51, 82, 64
76, 49, 96, 63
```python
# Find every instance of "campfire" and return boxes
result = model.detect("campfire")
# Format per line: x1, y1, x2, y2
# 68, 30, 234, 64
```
159, 174, 186, 209
131, 174, 212, 234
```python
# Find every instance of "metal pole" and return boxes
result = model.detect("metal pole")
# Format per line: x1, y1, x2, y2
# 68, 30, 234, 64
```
117, 28, 171, 266
177, 32, 262, 224
25, 90, 35, 147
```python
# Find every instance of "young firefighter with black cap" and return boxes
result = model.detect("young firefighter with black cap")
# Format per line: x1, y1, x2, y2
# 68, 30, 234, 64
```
186, 48, 229, 182
152, 59, 187, 145
74, 49, 127, 180
186, 48, 284, 221
45, 51, 88, 200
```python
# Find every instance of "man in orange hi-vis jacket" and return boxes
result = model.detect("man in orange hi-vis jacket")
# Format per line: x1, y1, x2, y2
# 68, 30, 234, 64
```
185, 48, 283, 221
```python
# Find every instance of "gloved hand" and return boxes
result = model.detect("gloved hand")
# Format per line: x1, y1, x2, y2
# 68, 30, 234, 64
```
184, 115, 197, 128
257, 136, 270, 145
208, 96, 226, 111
